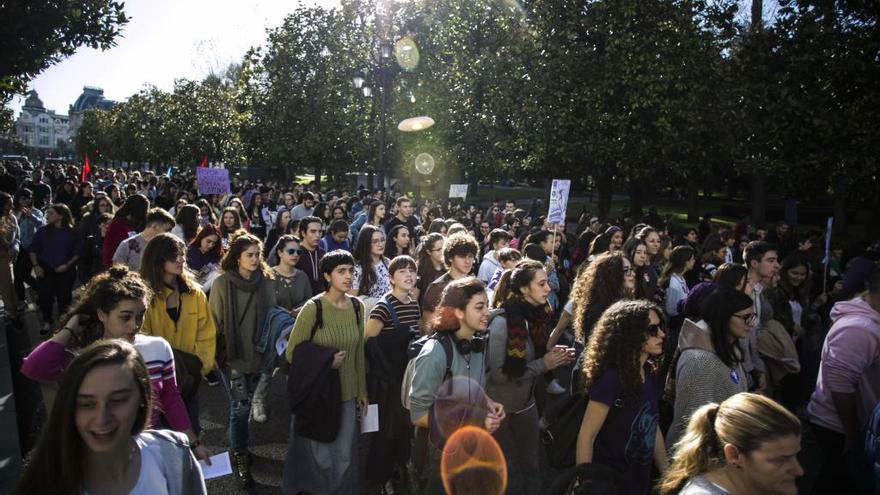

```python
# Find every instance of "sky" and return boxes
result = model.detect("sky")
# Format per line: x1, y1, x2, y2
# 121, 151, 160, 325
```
14, 0, 339, 116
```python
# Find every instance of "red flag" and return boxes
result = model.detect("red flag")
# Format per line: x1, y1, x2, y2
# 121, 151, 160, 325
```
200, 155, 208, 168
81, 154, 91, 183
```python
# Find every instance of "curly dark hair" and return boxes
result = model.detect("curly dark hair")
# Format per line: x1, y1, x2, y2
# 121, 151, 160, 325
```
579, 299, 663, 399
572, 251, 632, 341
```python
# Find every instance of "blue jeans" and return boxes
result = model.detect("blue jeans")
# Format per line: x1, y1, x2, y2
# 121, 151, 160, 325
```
227, 369, 255, 452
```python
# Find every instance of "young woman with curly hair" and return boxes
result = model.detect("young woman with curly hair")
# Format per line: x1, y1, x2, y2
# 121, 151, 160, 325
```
571, 252, 636, 343
574, 299, 668, 494
486, 259, 574, 494
20, 266, 211, 464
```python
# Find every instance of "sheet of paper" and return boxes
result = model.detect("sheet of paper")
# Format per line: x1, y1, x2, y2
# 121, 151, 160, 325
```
275, 326, 292, 356
360, 403, 379, 433
199, 451, 233, 480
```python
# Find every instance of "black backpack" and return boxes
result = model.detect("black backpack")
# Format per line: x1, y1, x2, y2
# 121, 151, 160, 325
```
541, 392, 589, 469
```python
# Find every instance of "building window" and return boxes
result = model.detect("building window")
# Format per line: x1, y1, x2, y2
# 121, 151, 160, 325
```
39, 117, 48, 123
39, 136, 49, 145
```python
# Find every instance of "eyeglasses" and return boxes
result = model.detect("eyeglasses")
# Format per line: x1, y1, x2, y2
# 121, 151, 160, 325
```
623, 266, 635, 275
285, 248, 304, 256
732, 313, 758, 325
647, 323, 665, 337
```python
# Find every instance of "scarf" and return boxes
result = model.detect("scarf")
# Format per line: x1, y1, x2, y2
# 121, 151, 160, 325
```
502, 300, 552, 379
223, 269, 272, 361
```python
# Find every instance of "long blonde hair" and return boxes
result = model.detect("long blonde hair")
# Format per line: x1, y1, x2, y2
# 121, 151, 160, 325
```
659, 393, 801, 495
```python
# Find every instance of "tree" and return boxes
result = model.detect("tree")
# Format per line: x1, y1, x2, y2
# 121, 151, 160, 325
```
0, 0, 128, 131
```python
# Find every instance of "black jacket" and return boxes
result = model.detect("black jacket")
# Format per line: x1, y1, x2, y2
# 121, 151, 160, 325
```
287, 341, 341, 442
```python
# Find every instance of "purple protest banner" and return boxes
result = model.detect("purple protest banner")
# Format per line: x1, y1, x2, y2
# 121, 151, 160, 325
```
196, 168, 231, 195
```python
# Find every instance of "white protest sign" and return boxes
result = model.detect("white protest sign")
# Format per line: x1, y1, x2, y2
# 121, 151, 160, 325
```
196, 168, 231, 195
547, 179, 571, 225
449, 184, 468, 199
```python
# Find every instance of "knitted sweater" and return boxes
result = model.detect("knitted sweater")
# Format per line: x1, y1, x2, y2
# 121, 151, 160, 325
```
666, 319, 748, 449
21, 334, 192, 432
286, 295, 367, 401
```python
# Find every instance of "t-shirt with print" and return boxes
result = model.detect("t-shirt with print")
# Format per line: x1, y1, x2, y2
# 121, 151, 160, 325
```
112, 234, 148, 271
421, 272, 454, 313
353, 260, 392, 299
588, 364, 659, 495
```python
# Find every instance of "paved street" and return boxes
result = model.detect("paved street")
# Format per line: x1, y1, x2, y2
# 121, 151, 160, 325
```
200, 371, 289, 494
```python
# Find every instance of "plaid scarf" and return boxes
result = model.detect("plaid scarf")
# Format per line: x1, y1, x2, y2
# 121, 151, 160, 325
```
502, 300, 552, 379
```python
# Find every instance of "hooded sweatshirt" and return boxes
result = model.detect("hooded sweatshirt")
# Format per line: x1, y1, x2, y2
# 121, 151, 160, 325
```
477, 250, 502, 284
667, 318, 749, 449
807, 296, 880, 434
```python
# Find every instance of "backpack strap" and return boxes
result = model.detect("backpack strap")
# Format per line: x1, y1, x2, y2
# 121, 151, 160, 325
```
310, 295, 362, 341
433, 332, 454, 380
378, 295, 401, 327
309, 297, 324, 340
349, 295, 362, 327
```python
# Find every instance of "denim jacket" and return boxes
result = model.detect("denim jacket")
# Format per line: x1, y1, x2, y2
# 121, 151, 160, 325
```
14, 208, 45, 250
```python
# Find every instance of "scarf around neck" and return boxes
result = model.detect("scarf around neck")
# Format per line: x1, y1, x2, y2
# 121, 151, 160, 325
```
502, 300, 552, 379
224, 269, 270, 361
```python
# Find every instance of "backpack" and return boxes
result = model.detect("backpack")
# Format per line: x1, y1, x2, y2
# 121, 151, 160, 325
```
866, 399, 880, 490
540, 392, 589, 469
400, 332, 454, 410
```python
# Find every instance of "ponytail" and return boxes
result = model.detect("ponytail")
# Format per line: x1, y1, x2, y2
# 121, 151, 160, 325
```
659, 403, 723, 495
659, 393, 800, 495
492, 269, 515, 308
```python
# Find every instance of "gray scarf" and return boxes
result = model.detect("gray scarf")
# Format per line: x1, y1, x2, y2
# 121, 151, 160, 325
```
224, 269, 272, 361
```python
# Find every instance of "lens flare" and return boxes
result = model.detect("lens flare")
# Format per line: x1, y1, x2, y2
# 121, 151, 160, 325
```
441, 426, 507, 495
415, 153, 435, 175
395, 36, 420, 71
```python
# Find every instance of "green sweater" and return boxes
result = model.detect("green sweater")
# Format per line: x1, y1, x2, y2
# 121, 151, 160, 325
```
286, 295, 367, 401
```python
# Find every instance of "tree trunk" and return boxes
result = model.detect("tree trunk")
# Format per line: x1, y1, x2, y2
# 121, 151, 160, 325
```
629, 180, 644, 219
751, 0, 763, 32
833, 196, 847, 235
751, 171, 766, 227
313, 162, 322, 191
687, 177, 700, 223
596, 169, 613, 220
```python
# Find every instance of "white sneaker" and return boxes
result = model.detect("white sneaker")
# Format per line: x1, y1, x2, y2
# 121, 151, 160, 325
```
546, 379, 566, 395
251, 400, 267, 423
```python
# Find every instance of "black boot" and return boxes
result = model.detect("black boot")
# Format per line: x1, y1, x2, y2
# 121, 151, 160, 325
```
232, 450, 255, 488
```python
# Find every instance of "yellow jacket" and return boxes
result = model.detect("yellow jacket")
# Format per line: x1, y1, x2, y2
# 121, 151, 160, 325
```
143, 281, 217, 376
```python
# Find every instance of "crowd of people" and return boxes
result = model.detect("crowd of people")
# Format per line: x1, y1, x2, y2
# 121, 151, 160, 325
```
2, 158, 879, 495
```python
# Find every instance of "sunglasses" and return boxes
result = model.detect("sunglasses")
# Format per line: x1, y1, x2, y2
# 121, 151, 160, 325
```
285, 248, 304, 256
647, 323, 665, 337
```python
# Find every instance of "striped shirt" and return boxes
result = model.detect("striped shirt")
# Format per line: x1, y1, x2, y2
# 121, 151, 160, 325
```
369, 294, 421, 332
20, 334, 192, 432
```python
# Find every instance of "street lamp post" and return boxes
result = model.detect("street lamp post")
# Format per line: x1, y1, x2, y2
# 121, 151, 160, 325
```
353, 40, 395, 190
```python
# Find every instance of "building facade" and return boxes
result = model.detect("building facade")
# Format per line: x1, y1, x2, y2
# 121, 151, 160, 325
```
68, 86, 115, 138
13, 90, 70, 152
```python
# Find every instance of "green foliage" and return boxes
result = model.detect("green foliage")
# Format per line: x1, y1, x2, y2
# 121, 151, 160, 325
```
1, 0, 128, 132
63, 0, 879, 215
